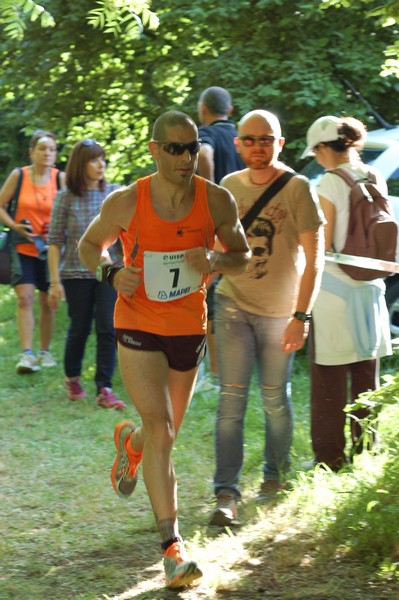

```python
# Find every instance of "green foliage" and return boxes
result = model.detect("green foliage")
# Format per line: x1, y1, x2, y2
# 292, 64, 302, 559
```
348, 371, 399, 415
368, 0, 399, 26
321, 0, 399, 21
285, 439, 399, 583
320, 0, 399, 73
344, 371, 399, 452
0, 0, 55, 40
0, 0, 398, 184
87, 0, 159, 38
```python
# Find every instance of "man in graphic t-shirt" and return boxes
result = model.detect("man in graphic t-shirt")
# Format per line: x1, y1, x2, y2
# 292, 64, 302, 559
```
209, 109, 325, 527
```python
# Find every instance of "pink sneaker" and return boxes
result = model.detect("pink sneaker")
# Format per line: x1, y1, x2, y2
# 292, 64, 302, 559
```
96, 387, 126, 410
65, 376, 87, 401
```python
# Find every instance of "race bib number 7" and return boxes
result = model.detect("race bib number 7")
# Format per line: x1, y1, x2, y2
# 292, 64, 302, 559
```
143, 250, 202, 302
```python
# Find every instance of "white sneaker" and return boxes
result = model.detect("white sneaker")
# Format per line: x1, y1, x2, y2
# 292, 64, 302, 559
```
16, 353, 41, 374
38, 350, 57, 368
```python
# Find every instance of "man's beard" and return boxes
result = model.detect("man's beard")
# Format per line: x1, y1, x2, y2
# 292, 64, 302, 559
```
247, 156, 272, 170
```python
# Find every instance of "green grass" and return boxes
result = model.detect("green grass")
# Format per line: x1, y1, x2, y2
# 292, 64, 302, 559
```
0, 286, 398, 599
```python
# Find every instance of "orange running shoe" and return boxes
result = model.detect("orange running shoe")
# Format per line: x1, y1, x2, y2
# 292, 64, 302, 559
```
163, 541, 203, 589
110, 422, 143, 498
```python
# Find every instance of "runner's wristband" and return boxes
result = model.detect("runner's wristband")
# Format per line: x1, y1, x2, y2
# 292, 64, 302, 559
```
104, 266, 122, 288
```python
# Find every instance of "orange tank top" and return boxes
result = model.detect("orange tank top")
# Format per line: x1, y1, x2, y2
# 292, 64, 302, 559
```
14, 166, 59, 257
114, 175, 215, 336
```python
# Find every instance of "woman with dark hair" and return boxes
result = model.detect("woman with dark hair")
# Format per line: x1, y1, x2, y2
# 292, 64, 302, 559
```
47, 139, 126, 409
0, 129, 65, 373
302, 116, 392, 471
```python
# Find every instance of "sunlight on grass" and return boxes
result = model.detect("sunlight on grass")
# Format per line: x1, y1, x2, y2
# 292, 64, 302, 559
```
1, 288, 398, 599
107, 577, 162, 599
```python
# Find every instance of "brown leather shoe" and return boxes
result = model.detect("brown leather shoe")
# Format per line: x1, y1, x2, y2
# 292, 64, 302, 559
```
209, 492, 238, 526
256, 480, 287, 502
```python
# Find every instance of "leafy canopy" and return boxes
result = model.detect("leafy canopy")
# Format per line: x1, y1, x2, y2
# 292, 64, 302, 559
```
0, 1, 55, 40
0, 0, 397, 184
320, 0, 399, 77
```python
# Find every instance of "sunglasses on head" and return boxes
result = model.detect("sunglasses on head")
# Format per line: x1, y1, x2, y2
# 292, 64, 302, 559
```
153, 140, 202, 156
239, 135, 276, 147
81, 138, 98, 147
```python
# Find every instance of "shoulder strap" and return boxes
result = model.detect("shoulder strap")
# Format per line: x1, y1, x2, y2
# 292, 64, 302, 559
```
8, 167, 23, 219
241, 171, 295, 232
330, 167, 378, 188
329, 168, 357, 187
56, 169, 61, 189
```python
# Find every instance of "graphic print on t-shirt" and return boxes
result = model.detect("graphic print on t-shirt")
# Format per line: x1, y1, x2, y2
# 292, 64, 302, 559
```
246, 217, 276, 279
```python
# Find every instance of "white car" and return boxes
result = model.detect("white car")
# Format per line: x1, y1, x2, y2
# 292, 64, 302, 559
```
301, 125, 399, 335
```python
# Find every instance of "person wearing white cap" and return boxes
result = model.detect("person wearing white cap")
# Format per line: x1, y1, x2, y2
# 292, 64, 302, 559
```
302, 115, 392, 471
301, 115, 344, 160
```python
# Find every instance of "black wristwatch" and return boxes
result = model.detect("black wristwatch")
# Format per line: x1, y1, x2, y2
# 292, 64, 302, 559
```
293, 311, 310, 322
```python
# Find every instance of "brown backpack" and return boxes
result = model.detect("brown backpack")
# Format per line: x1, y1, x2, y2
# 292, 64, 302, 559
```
330, 168, 398, 280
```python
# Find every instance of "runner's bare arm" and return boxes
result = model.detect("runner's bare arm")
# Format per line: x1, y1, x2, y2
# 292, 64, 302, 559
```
185, 183, 251, 276
78, 185, 135, 273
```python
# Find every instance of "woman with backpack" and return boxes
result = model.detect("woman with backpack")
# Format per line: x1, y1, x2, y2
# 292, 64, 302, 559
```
302, 115, 392, 471
0, 130, 65, 374
47, 139, 126, 409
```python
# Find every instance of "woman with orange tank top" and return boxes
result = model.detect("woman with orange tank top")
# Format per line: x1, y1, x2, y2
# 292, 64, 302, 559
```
0, 130, 66, 374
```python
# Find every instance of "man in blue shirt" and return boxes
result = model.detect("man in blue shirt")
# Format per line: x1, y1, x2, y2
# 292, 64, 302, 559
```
197, 86, 245, 184
197, 87, 245, 374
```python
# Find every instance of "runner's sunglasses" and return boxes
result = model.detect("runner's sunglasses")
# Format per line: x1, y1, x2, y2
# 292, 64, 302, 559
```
152, 140, 202, 155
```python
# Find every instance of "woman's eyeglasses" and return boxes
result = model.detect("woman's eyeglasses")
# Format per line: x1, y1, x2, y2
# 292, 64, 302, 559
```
153, 140, 202, 156
238, 135, 276, 147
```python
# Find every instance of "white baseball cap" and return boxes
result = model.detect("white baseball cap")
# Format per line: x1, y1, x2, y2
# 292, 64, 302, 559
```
301, 115, 342, 159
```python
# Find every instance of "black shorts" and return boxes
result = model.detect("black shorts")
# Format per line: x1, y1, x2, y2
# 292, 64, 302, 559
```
15, 253, 49, 292
115, 329, 207, 372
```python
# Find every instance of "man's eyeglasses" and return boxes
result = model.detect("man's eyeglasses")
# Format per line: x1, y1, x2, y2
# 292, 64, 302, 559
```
239, 135, 276, 147
153, 140, 202, 156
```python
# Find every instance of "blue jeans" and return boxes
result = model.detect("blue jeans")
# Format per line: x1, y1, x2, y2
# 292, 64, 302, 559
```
213, 294, 293, 497
63, 278, 117, 392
